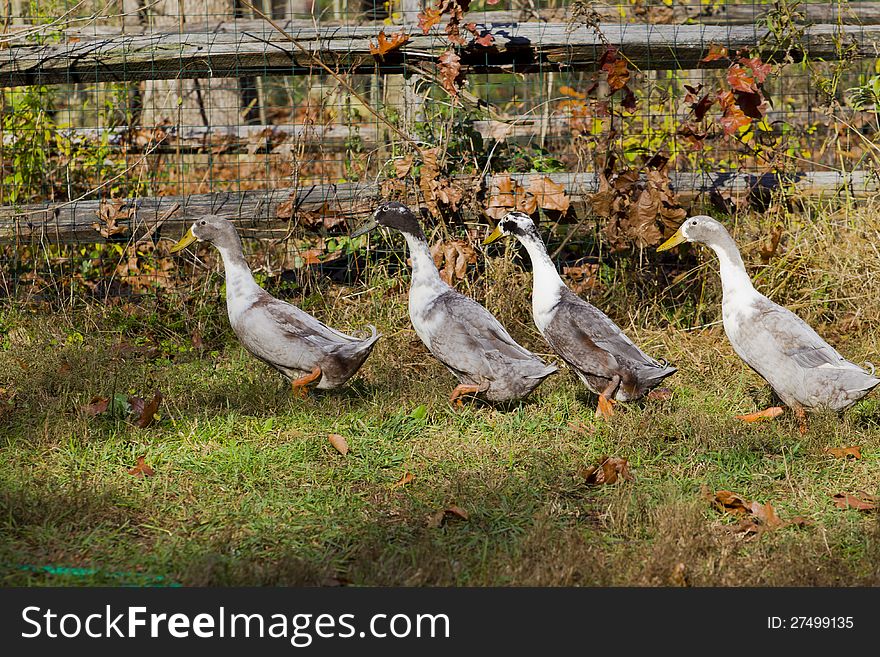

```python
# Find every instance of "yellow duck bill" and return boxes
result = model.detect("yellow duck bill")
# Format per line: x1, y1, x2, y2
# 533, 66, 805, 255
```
482, 225, 504, 245
656, 227, 687, 252
169, 227, 198, 253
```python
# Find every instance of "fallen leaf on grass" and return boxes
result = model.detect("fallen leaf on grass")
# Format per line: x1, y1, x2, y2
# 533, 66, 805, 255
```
824, 446, 861, 460
391, 471, 414, 490
328, 433, 349, 456
130, 391, 162, 429
427, 505, 470, 528
128, 456, 155, 478
579, 456, 633, 485
832, 493, 877, 511
707, 488, 809, 534
83, 396, 110, 416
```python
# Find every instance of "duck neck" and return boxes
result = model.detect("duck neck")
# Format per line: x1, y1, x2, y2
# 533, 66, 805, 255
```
216, 241, 259, 296
402, 230, 444, 288
707, 231, 756, 300
517, 231, 565, 297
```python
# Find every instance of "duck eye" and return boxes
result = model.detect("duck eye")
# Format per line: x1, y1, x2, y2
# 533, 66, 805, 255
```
200, 220, 206, 225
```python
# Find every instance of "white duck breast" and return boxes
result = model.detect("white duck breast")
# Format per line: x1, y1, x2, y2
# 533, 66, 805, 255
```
665, 215, 879, 411
360, 202, 557, 403
171, 216, 380, 390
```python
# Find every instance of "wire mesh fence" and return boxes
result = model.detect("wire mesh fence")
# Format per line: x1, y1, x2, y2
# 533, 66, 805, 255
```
1, 0, 879, 305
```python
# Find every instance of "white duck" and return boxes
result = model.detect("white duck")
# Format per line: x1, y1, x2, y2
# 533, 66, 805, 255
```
658, 215, 879, 432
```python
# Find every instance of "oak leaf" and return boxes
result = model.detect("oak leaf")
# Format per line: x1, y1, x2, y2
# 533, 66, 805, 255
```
832, 493, 876, 511
580, 456, 633, 485
438, 49, 462, 97
701, 44, 728, 62
529, 176, 570, 213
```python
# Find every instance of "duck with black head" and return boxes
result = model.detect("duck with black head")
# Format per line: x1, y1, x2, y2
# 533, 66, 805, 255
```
658, 215, 879, 433
352, 202, 557, 405
484, 211, 677, 419
170, 215, 381, 396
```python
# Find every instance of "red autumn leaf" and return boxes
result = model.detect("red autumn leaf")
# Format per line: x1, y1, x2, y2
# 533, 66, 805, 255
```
128, 455, 155, 478
740, 55, 773, 84
733, 90, 767, 119
701, 44, 728, 62
438, 49, 462, 97
693, 94, 715, 120
473, 31, 495, 47
717, 90, 752, 136
369, 30, 410, 57
131, 391, 162, 428
418, 8, 442, 34
727, 64, 757, 93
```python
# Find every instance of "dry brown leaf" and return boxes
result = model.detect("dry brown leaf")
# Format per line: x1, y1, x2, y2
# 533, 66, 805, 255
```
529, 176, 570, 213
394, 156, 414, 179
646, 387, 673, 401
580, 456, 633, 485
438, 49, 462, 97
708, 488, 807, 534
825, 446, 862, 460
132, 391, 162, 429
92, 201, 131, 239
427, 505, 470, 528
760, 225, 784, 264
369, 30, 410, 57
391, 471, 414, 490
418, 7, 442, 33
832, 493, 877, 511
83, 396, 110, 417
485, 176, 537, 219
328, 433, 350, 456
128, 455, 155, 479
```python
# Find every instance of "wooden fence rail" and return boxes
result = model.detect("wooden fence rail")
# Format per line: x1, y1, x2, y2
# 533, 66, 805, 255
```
1, 170, 875, 245
1, 22, 878, 87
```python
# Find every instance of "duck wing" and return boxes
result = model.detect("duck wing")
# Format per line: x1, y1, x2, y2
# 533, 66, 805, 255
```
260, 295, 375, 347
739, 298, 872, 376
543, 288, 665, 376
426, 291, 556, 380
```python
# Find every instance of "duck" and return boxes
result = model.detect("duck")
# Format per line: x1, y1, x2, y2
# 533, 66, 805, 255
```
658, 215, 879, 432
169, 215, 380, 395
484, 211, 677, 418
352, 202, 557, 404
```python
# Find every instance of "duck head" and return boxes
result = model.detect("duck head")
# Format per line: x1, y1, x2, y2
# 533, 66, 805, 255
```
657, 215, 729, 251
170, 215, 241, 253
351, 202, 425, 239
482, 211, 541, 245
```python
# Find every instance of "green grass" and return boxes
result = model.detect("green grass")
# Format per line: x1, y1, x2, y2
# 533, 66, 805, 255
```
1, 285, 878, 587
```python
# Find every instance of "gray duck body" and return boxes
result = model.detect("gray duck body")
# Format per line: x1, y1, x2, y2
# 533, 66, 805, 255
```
366, 203, 557, 402
490, 212, 676, 401
179, 216, 380, 389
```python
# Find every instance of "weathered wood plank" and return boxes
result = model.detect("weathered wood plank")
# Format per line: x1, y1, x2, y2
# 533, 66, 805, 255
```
9, 1, 880, 43
46, 115, 567, 153
1, 170, 874, 245
1, 22, 877, 87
